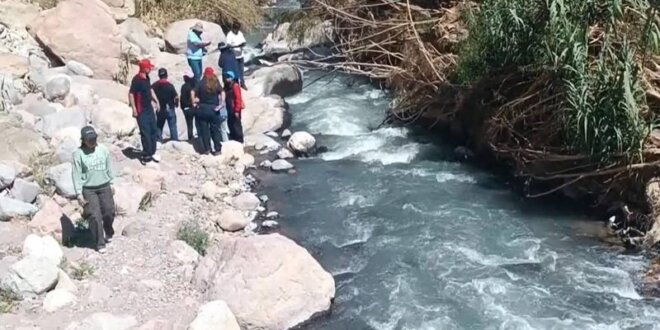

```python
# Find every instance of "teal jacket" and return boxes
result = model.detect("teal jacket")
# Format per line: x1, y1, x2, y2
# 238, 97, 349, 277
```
72, 144, 113, 196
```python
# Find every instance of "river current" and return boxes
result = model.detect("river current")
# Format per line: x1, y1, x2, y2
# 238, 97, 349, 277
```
259, 71, 660, 330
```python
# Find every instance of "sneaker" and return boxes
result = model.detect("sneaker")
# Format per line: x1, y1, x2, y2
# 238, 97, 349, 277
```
152, 154, 161, 163
97, 247, 107, 254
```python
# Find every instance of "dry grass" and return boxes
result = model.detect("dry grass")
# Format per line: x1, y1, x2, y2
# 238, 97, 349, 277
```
136, 0, 264, 29
28, 0, 58, 10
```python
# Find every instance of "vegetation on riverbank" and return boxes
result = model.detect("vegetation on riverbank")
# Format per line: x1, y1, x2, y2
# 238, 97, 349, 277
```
135, 0, 263, 29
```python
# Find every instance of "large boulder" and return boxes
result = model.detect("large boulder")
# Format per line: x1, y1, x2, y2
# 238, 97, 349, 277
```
0, 54, 29, 78
287, 131, 316, 154
0, 118, 49, 163
50, 127, 82, 163
241, 93, 286, 135
119, 18, 160, 57
262, 20, 334, 56
0, 163, 17, 190
28, 0, 123, 79
194, 234, 335, 330
35, 107, 87, 139
91, 98, 137, 137
0, 257, 59, 296
188, 300, 240, 330
246, 64, 303, 98
45, 75, 71, 101
22, 234, 64, 266
0, 197, 38, 221
230, 192, 260, 211
71, 76, 128, 104
46, 163, 77, 199
10, 178, 40, 203
29, 199, 65, 235
216, 209, 250, 232
66, 60, 95, 77
164, 20, 225, 54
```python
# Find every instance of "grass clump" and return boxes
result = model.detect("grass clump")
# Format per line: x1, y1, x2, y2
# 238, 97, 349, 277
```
177, 221, 209, 256
136, 0, 263, 29
455, 0, 659, 165
70, 261, 95, 280
0, 288, 20, 314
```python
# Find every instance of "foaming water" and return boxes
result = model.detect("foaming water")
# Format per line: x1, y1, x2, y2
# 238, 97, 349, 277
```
261, 71, 660, 330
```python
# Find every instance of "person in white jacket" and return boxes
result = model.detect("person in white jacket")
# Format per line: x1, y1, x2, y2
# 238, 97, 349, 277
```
225, 22, 248, 90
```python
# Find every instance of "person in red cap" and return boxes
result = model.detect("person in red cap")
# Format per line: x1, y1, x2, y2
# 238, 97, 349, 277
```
191, 67, 225, 155
129, 59, 161, 164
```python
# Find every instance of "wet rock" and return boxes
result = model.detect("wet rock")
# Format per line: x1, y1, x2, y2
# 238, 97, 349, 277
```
271, 159, 294, 172
266, 211, 279, 219
188, 300, 240, 330
194, 234, 335, 330
216, 209, 250, 232
277, 148, 295, 160
46, 163, 77, 199
0, 197, 38, 221
10, 178, 40, 203
231, 192, 260, 211
1, 257, 59, 296
265, 131, 279, 138
259, 160, 273, 169
287, 131, 316, 154
245, 134, 280, 152
247, 64, 303, 98
22, 234, 63, 266
43, 289, 77, 312
281, 129, 292, 138
262, 220, 279, 228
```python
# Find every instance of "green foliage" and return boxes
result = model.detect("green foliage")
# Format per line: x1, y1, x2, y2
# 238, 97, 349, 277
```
176, 221, 209, 256
70, 261, 95, 280
455, 0, 660, 164
0, 288, 20, 314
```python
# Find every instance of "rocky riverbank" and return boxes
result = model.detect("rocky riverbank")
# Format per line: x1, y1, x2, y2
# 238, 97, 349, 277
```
0, 0, 334, 328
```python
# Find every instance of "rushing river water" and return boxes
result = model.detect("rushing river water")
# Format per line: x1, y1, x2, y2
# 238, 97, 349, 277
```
259, 71, 660, 330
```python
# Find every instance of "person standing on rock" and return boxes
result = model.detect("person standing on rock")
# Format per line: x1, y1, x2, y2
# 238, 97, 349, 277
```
226, 21, 248, 90
187, 22, 211, 83
191, 67, 225, 155
223, 71, 245, 143
152, 68, 179, 142
72, 126, 115, 254
180, 70, 197, 141
129, 59, 161, 164
218, 42, 239, 80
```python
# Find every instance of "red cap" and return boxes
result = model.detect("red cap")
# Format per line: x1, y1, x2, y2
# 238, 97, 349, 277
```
138, 59, 154, 71
203, 67, 215, 77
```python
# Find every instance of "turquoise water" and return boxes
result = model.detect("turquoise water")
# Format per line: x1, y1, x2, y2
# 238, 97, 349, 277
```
260, 72, 660, 330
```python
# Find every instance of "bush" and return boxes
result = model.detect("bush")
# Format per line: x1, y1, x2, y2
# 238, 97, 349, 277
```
70, 261, 95, 280
177, 221, 209, 256
136, 0, 263, 29
0, 288, 20, 314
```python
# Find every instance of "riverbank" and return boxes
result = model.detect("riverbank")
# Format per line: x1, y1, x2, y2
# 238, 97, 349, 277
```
0, 0, 335, 328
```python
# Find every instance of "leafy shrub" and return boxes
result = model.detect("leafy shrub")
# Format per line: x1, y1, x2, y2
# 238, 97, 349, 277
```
0, 288, 20, 314
176, 221, 209, 256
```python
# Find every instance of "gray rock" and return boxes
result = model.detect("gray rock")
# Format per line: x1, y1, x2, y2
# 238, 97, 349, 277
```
10, 178, 40, 203
245, 134, 281, 152
266, 211, 279, 219
230, 192, 261, 211
248, 64, 303, 98
216, 209, 250, 232
66, 60, 94, 77
262, 220, 279, 228
259, 195, 269, 202
259, 160, 272, 169
1, 257, 59, 296
0, 197, 38, 221
169, 240, 199, 264
265, 131, 279, 138
20, 94, 57, 117
36, 107, 87, 138
287, 131, 316, 154
43, 289, 77, 312
277, 148, 295, 159
281, 129, 292, 138
0, 164, 17, 189
45, 163, 76, 199
271, 159, 294, 172
45, 75, 71, 101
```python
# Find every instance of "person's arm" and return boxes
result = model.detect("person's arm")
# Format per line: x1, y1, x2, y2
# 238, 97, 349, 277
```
72, 151, 85, 203
151, 88, 160, 112
221, 89, 226, 105
103, 145, 114, 183
128, 92, 138, 118
172, 85, 179, 107
191, 88, 198, 107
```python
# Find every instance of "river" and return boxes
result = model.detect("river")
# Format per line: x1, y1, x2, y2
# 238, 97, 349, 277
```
259, 71, 660, 330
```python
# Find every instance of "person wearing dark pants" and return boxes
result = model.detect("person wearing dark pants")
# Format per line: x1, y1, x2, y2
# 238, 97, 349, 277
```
223, 71, 245, 143
180, 70, 196, 141
226, 22, 248, 89
72, 126, 115, 254
129, 59, 161, 164
192, 67, 225, 154
152, 68, 179, 141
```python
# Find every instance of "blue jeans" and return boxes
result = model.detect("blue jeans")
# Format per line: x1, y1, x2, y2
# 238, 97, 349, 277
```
136, 109, 158, 158
157, 105, 178, 141
187, 59, 202, 82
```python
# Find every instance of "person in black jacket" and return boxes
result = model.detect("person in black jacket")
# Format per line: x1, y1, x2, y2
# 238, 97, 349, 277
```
180, 70, 196, 141
217, 42, 239, 79
152, 68, 179, 141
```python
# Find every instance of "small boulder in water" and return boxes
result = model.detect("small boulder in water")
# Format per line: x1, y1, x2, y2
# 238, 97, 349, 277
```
287, 131, 316, 154
259, 160, 273, 169
281, 129, 292, 138
271, 160, 294, 172
277, 148, 295, 160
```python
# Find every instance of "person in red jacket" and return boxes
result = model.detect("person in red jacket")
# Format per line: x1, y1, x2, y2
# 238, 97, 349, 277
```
223, 71, 244, 143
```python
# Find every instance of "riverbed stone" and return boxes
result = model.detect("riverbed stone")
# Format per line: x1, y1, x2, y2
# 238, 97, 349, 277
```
0, 197, 38, 221
188, 300, 240, 330
29, 199, 64, 235
45, 75, 71, 101
169, 240, 199, 265
277, 148, 295, 159
0, 164, 17, 190
43, 289, 77, 312
216, 209, 250, 232
271, 159, 294, 172
10, 178, 40, 203
287, 131, 316, 154
46, 163, 77, 199
22, 234, 64, 266
194, 234, 335, 330
1, 257, 59, 296
230, 192, 260, 211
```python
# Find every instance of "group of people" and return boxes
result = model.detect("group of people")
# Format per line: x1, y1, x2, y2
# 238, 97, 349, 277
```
71, 22, 251, 254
